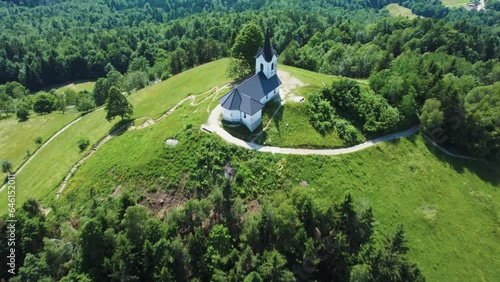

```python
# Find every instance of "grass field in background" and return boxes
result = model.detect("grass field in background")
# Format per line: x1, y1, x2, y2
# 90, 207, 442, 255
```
441, 0, 470, 6
386, 4, 419, 18
54, 81, 96, 94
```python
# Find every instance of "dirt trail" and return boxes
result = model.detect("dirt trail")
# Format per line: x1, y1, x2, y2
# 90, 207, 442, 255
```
55, 85, 229, 199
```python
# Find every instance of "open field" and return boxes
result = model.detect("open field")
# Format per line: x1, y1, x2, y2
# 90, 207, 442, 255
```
0, 59, 231, 215
258, 102, 345, 148
0, 80, 98, 176
130, 58, 230, 119
54, 81, 96, 94
0, 111, 80, 174
386, 4, 419, 18
441, 0, 470, 6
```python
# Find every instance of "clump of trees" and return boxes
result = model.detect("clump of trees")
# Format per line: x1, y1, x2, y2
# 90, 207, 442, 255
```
0, 186, 424, 281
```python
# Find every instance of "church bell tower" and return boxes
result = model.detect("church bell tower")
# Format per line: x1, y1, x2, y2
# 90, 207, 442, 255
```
255, 28, 278, 79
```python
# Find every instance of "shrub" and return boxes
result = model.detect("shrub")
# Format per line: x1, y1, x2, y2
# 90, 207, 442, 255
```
77, 96, 96, 112
16, 103, 30, 121
77, 138, 90, 152
33, 92, 56, 114
34, 136, 43, 144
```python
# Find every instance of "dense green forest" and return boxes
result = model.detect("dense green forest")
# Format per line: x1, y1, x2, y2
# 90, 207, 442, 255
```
0, 0, 499, 280
0, 0, 498, 158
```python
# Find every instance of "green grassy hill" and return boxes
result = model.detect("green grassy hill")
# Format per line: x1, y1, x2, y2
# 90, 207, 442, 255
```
0, 59, 230, 214
386, 4, 419, 18
2, 59, 498, 281
0, 81, 95, 175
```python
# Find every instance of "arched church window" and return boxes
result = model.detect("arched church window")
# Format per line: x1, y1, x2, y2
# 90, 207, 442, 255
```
260, 64, 264, 72
271, 63, 274, 70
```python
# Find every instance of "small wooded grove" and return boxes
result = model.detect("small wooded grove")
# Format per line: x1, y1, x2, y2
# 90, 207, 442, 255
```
0, 187, 423, 281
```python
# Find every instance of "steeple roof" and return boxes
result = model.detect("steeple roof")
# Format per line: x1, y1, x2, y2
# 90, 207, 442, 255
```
255, 28, 277, 62
263, 28, 273, 62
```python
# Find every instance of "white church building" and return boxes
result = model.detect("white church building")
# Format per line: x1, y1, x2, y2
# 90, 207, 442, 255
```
219, 29, 282, 132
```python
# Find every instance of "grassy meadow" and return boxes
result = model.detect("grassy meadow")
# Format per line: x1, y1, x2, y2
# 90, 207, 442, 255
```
386, 4, 419, 19
1, 58, 498, 281
441, 0, 470, 6
0, 80, 97, 176
56, 88, 499, 281
0, 112, 80, 173
55, 81, 96, 94
0, 59, 231, 215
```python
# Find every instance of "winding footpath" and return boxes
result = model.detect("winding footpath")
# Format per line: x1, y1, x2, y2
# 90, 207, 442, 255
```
0, 108, 104, 193
203, 105, 420, 155
0, 71, 479, 197
55, 86, 228, 198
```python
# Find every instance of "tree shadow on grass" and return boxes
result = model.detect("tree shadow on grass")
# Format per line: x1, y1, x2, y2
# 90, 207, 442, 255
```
422, 138, 499, 186
108, 118, 134, 137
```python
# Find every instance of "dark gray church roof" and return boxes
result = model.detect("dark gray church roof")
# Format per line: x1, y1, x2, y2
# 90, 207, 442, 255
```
219, 88, 264, 115
219, 72, 281, 115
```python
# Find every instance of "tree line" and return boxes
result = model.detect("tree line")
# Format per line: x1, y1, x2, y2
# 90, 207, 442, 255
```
0, 186, 423, 281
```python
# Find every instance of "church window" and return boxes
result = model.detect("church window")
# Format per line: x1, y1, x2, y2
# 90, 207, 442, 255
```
243, 112, 247, 118
266, 94, 268, 99
271, 63, 274, 70
260, 64, 264, 72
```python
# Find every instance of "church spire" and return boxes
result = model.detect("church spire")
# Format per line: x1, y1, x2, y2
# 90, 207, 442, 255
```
263, 28, 273, 62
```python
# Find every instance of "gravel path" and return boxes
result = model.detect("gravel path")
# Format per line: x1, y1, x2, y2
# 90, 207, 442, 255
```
203, 104, 420, 155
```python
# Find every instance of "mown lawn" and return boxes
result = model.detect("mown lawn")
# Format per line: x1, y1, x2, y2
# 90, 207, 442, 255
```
441, 0, 470, 6
386, 4, 419, 19
288, 136, 499, 281
54, 81, 96, 94
0, 112, 80, 174
0, 59, 231, 215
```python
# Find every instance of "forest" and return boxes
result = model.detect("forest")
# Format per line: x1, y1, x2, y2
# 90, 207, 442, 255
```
0, 0, 499, 280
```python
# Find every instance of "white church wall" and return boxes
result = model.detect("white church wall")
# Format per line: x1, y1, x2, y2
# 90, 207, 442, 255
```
259, 86, 280, 105
255, 54, 277, 78
222, 108, 241, 122
241, 110, 262, 132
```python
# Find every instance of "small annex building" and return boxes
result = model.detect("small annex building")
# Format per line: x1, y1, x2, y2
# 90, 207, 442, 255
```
219, 29, 282, 132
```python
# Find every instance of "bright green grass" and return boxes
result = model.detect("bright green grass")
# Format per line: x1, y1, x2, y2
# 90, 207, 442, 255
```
0, 80, 96, 175
259, 102, 345, 148
55, 81, 96, 94
288, 137, 499, 281
255, 65, 365, 148
0, 59, 231, 215
0, 112, 80, 173
0, 110, 121, 214
441, 0, 470, 6
386, 4, 419, 19
57, 97, 217, 211
130, 58, 230, 119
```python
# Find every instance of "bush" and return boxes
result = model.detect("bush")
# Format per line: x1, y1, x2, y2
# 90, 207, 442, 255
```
306, 92, 336, 135
77, 96, 96, 112
34, 136, 43, 144
16, 103, 30, 121
77, 138, 90, 152
33, 92, 56, 114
